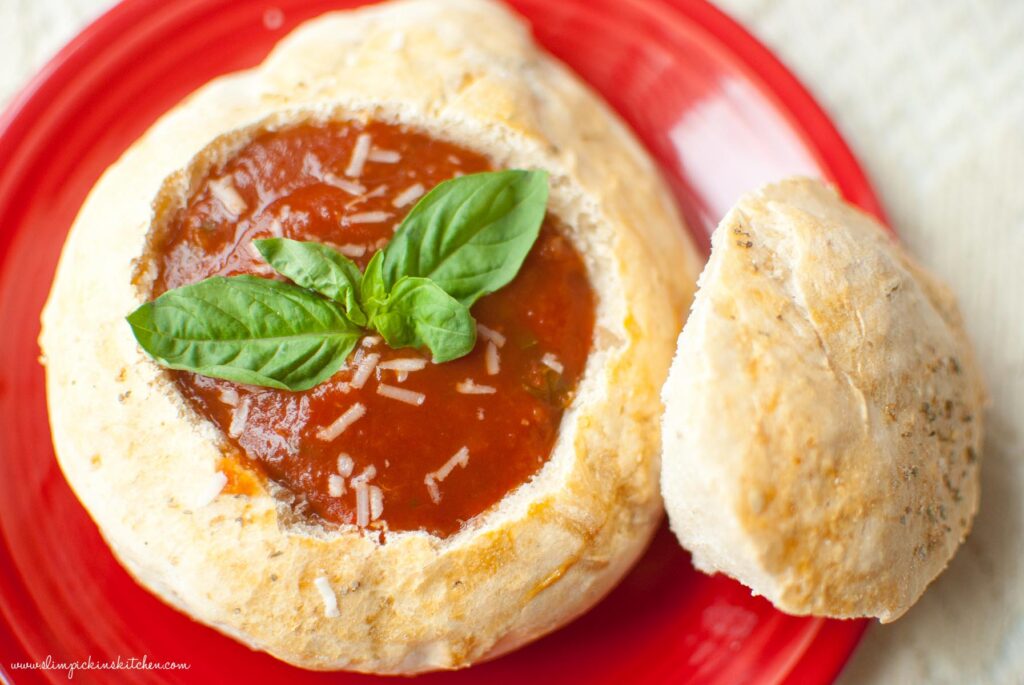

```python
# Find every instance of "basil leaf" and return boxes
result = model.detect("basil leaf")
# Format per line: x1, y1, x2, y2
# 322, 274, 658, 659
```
126, 275, 361, 391
359, 249, 388, 322
254, 238, 366, 326
380, 169, 548, 306
369, 276, 476, 363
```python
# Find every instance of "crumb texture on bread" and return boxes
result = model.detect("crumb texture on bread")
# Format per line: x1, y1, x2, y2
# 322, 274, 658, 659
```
661, 177, 985, 622
39, 0, 699, 673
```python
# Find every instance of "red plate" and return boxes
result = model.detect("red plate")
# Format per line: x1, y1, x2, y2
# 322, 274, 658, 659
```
0, 0, 881, 682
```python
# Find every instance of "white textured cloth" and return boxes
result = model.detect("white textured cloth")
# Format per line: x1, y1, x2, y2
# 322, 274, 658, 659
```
2, 1, 1021, 683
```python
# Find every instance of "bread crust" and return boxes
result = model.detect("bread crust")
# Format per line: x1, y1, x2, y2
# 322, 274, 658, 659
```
661, 178, 985, 622
40, 0, 699, 672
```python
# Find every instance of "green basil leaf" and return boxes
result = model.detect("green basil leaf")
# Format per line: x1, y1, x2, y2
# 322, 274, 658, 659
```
254, 238, 366, 326
369, 276, 477, 362
126, 275, 361, 391
380, 169, 548, 306
359, 249, 388, 322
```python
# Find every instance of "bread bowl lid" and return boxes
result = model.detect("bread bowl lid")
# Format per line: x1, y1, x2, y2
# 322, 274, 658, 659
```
658, 177, 985, 622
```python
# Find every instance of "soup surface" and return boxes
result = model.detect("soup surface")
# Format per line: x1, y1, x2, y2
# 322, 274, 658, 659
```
151, 121, 595, 537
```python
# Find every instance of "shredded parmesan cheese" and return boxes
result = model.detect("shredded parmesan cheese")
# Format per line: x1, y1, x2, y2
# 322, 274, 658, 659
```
440, 446, 471, 479
194, 471, 228, 508
438, 447, 470, 480
337, 243, 366, 258
323, 173, 365, 195
354, 481, 370, 527
369, 485, 384, 520
424, 477, 440, 505
476, 324, 506, 347
392, 183, 425, 208
361, 336, 382, 348
327, 474, 345, 498
368, 149, 401, 163
209, 177, 246, 216
351, 465, 377, 484
378, 358, 427, 372
485, 341, 501, 375
348, 211, 392, 224
456, 379, 497, 395
345, 133, 372, 177
424, 447, 470, 504
351, 353, 380, 389
268, 218, 284, 237
313, 576, 340, 618
316, 403, 366, 441
541, 353, 565, 374
228, 398, 250, 438
350, 465, 377, 527
337, 453, 354, 477
219, 388, 239, 407
377, 383, 425, 406
379, 359, 421, 381
365, 184, 388, 199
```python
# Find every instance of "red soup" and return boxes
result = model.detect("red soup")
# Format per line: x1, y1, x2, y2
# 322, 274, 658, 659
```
150, 121, 595, 537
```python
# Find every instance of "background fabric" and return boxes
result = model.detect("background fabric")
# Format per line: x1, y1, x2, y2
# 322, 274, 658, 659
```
2, 0, 1021, 682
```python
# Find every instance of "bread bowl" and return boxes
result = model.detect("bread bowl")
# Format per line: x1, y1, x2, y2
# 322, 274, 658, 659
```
661, 178, 985, 623
39, 0, 700, 674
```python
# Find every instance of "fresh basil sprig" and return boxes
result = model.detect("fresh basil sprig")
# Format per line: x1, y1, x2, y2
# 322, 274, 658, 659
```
127, 169, 549, 390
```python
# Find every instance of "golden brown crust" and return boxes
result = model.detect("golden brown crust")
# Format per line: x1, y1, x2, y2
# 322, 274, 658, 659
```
661, 178, 985, 622
40, 0, 699, 672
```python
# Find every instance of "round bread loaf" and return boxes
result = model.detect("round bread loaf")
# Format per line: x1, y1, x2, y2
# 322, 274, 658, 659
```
40, 0, 700, 673
661, 178, 985, 622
